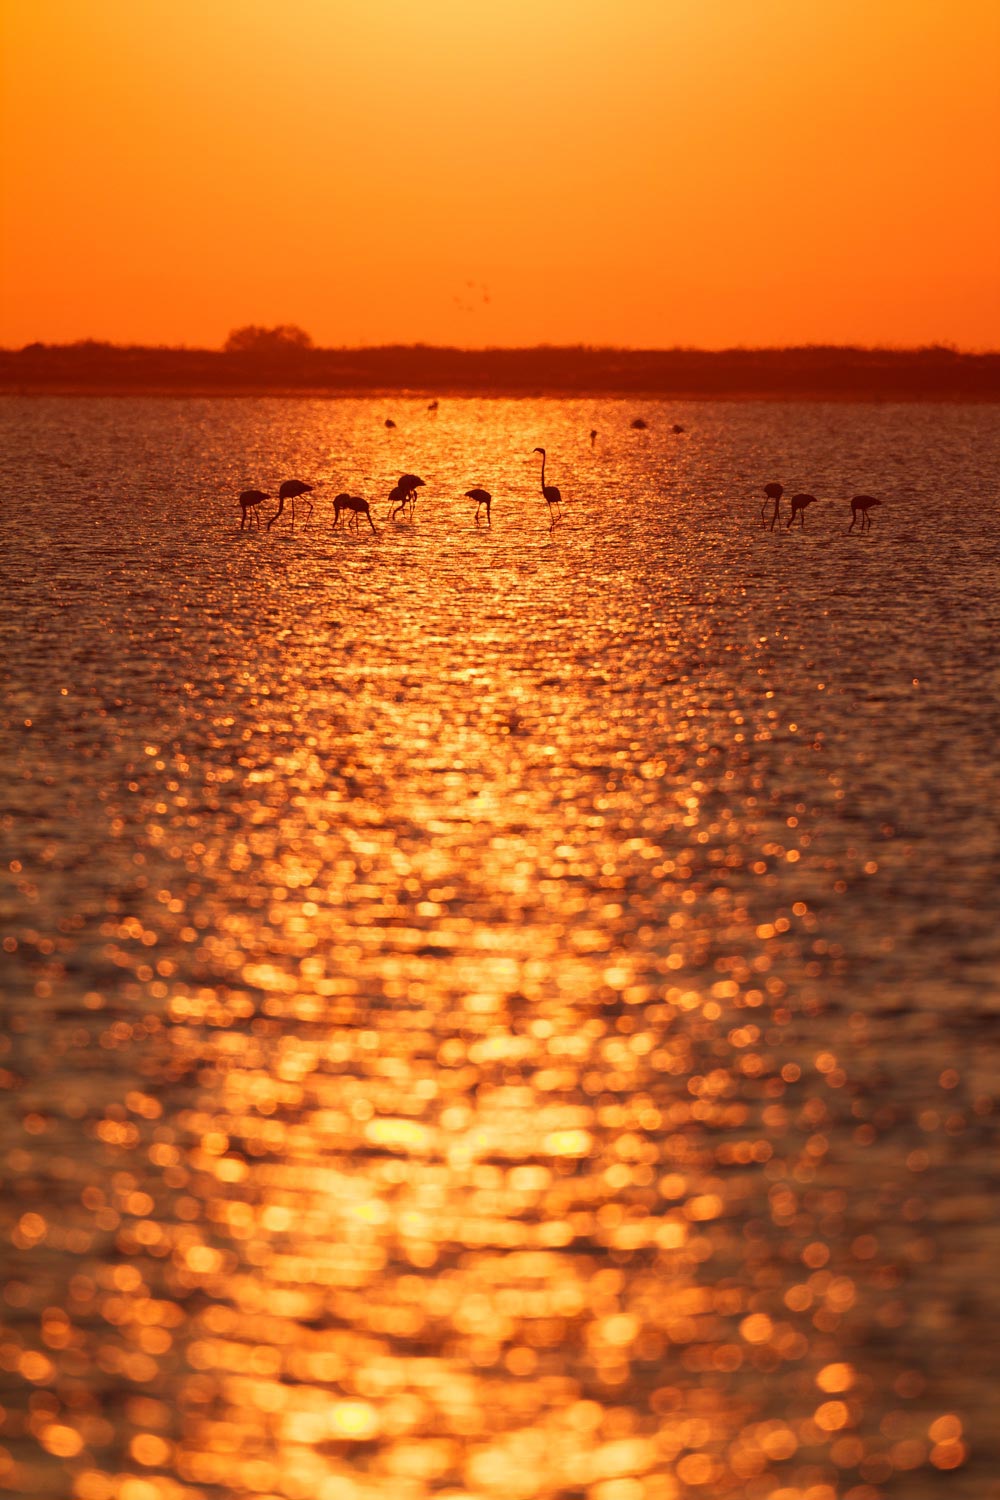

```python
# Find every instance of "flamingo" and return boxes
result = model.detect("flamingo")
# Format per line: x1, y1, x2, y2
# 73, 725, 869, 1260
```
385, 418, 396, 429
466, 488, 492, 525
672, 424, 685, 434
386, 484, 408, 520
787, 493, 819, 528
333, 493, 379, 535
849, 495, 881, 531
396, 473, 425, 518
589, 429, 598, 448
267, 479, 314, 531
631, 418, 648, 431
237, 489, 269, 530
761, 482, 783, 530
427, 400, 439, 413
533, 448, 563, 523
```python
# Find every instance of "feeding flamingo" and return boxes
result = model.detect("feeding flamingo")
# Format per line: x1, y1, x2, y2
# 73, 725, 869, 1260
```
333, 493, 378, 535
237, 489, 269, 530
267, 479, 314, 531
466, 488, 492, 525
849, 495, 881, 531
395, 473, 425, 518
761, 482, 783, 530
787, 493, 819, 528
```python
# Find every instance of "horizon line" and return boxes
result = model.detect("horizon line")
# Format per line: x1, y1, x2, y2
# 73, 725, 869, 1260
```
5, 339, 1000, 358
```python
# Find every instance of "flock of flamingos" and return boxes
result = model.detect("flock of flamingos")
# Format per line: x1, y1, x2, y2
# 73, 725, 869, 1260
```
236, 439, 882, 536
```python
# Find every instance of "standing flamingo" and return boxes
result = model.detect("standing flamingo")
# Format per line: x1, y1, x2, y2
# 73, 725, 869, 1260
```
237, 489, 269, 530
533, 448, 563, 523
849, 495, 881, 531
466, 488, 492, 525
267, 479, 314, 531
787, 493, 819, 528
589, 429, 598, 448
760, 482, 783, 530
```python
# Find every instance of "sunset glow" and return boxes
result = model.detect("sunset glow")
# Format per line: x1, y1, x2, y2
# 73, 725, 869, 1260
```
2, 0, 998, 349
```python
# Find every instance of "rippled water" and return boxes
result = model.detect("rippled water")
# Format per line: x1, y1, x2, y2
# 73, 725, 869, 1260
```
1, 396, 998, 1500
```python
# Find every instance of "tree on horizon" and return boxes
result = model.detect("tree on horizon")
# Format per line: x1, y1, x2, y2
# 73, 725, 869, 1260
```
223, 324, 314, 354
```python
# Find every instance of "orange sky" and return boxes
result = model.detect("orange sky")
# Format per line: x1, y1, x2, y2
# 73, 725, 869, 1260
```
2, 0, 998, 350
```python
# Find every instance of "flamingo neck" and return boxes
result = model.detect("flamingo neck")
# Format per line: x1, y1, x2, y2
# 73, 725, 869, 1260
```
539, 452, 546, 491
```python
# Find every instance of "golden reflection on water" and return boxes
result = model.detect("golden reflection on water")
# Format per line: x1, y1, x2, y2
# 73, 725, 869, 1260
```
1, 398, 998, 1499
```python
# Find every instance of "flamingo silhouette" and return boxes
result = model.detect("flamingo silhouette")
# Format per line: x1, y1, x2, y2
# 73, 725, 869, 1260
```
427, 400, 439, 413
384, 418, 396, 429
466, 488, 492, 525
386, 484, 408, 520
849, 495, 881, 531
672, 424, 685, 434
333, 493, 379, 535
589, 429, 598, 448
267, 479, 314, 531
533, 448, 563, 523
761, 482, 783, 530
787, 493, 819, 528
631, 418, 648, 431
396, 473, 425, 519
237, 489, 269, 530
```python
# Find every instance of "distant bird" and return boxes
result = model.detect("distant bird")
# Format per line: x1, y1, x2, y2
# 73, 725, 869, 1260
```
427, 400, 439, 413
761, 482, 783, 530
672, 424, 685, 434
267, 479, 314, 531
333, 493, 378, 535
589, 429, 598, 448
849, 495, 881, 531
466, 488, 492, 525
237, 489, 269, 530
384, 418, 396, 429
533, 447, 563, 523
631, 418, 648, 431
787, 493, 819, 528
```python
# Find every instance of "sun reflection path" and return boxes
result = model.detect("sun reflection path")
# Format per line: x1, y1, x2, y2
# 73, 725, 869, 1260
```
1, 398, 997, 1500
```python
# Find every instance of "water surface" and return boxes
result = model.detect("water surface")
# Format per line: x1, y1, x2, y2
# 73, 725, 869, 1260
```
1, 397, 998, 1500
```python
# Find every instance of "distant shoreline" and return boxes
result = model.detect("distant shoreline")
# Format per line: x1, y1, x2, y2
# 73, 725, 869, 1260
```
2, 344, 999, 401
4, 385, 999, 403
